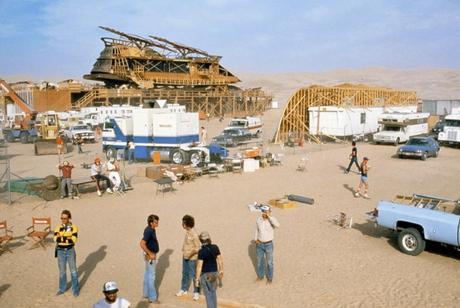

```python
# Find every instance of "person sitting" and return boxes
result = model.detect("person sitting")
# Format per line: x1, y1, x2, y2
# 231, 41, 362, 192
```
107, 158, 122, 192
90, 158, 114, 197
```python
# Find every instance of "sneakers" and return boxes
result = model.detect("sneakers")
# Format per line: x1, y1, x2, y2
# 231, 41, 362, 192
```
175, 290, 187, 297
56, 291, 64, 296
363, 194, 370, 199
97, 190, 102, 197
106, 188, 113, 194
354, 192, 360, 198
60, 196, 65, 199
193, 292, 200, 301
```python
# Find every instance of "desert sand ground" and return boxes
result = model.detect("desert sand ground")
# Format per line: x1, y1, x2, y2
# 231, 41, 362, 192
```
0, 108, 459, 308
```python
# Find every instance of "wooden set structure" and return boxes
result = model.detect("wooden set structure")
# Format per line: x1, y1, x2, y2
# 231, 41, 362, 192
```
77, 27, 271, 116
274, 84, 418, 144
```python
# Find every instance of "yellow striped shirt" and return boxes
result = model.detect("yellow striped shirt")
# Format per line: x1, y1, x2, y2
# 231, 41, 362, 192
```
53, 223, 78, 247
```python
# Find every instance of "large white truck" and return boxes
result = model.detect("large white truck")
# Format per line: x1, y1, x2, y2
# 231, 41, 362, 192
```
102, 104, 210, 165
81, 105, 141, 128
227, 116, 263, 137
373, 112, 429, 145
438, 114, 460, 146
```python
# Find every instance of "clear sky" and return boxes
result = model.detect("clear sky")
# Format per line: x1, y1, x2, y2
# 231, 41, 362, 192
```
1, 0, 459, 79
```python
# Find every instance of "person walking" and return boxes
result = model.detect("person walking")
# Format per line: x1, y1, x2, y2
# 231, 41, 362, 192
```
58, 161, 74, 199
127, 141, 135, 164
195, 231, 223, 308
74, 134, 84, 154
54, 209, 79, 297
90, 158, 114, 196
140, 214, 160, 304
345, 141, 360, 174
255, 205, 280, 284
355, 157, 371, 198
175, 215, 201, 301
93, 281, 131, 308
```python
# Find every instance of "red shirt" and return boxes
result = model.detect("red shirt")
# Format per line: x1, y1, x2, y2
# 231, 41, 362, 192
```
56, 136, 64, 145
59, 165, 74, 178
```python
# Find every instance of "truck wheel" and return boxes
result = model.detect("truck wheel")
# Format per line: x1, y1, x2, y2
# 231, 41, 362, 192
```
421, 152, 427, 161
189, 151, 203, 166
397, 228, 425, 256
6, 133, 14, 143
433, 150, 439, 157
394, 137, 400, 146
20, 132, 29, 144
170, 149, 188, 165
106, 147, 116, 160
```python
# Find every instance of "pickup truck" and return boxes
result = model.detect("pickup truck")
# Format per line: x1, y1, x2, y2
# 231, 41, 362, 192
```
368, 194, 460, 256
212, 128, 252, 147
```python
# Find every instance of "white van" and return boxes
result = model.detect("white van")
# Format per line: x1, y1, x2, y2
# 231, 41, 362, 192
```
373, 113, 429, 145
227, 116, 263, 137
438, 114, 460, 145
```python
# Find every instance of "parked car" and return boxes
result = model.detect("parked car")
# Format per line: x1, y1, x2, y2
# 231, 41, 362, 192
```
368, 194, 460, 256
212, 128, 252, 147
396, 136, 439, 160
63, 124, 96, 143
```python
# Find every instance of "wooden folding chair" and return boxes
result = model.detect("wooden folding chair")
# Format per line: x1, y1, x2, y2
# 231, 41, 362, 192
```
26, 217, 51, 249
0, 220, 13, 254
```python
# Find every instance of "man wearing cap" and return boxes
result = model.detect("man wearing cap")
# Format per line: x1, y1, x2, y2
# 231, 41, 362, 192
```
94, 281, 131, 308
140, 214, 160, 304
255, 205, 280, 284
355, 157, 371, 198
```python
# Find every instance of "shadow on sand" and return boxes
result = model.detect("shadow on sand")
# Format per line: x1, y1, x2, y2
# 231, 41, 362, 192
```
156, 248, 173, 292
0, 284, 11, 298
78, 245, 107, 290
247, 240, 258, 276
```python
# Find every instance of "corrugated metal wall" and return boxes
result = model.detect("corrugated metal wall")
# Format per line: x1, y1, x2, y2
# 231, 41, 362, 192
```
422, 100, 460, 115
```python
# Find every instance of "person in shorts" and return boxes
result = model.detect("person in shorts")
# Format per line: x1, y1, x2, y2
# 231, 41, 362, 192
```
355, 157, 370, 198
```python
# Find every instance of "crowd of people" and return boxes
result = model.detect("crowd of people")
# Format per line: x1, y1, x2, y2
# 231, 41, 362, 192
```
52, 208, 279, 308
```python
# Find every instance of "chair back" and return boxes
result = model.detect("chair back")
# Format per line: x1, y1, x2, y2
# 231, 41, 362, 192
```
0, 220, 7, 235
32, 217, 51, 231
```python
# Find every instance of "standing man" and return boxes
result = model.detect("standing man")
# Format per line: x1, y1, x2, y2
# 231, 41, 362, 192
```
90, 158, 114, 196
200, 127, 207, 145
355, 157, 371, 198
58, 161, 74, 199
75, 134, 84, 154
345, 141, 359, 174
176, 215, 201, 301
56, 134, 64, 159
140, 214, 160, 304
128, 141, 135, 164
93, 281, 131, 308
54, 209, 79, 297
195, 231, 223, 308
255, 205, 280, 284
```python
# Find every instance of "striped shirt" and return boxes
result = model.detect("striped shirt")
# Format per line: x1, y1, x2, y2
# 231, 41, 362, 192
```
53, 223, 78, 248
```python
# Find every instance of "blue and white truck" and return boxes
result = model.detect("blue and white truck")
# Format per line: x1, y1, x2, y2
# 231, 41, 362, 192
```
102, 104, 212, 165
369, 194, 460, 256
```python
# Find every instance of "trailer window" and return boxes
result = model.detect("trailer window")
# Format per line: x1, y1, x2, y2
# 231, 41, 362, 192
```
445, 120, 460, 127
360, 113, 366, 124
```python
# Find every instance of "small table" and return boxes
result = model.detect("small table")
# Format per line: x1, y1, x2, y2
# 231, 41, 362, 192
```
154, 177, 175, 195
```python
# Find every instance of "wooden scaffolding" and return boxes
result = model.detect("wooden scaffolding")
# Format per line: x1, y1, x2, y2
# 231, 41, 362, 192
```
274, 84, 418, 144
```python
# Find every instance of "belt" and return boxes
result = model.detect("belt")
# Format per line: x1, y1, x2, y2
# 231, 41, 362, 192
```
258, 240, 272, 244
57, 245, 74, 250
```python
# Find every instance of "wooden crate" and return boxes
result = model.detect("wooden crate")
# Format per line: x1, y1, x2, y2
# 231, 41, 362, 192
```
268, 198, 297, 209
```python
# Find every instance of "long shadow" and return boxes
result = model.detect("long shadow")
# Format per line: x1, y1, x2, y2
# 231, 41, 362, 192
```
155, 248, 173, 292
247, 240, 258, 276
135, 301, 150, 308
343, 184, 356, 197
0, 284, 11, 298
338, 164, 360, 174
352, 221, 393, 239
77, 245, 107, 290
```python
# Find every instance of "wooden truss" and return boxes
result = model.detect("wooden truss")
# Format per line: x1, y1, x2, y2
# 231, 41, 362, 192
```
274, 84, 418, 144
73, 86, 271, 117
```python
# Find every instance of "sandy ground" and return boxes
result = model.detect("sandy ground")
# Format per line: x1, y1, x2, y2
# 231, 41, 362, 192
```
0, 111, 459, 307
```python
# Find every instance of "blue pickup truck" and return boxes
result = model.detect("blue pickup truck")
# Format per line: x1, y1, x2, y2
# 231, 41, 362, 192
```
369, 194, 460, 256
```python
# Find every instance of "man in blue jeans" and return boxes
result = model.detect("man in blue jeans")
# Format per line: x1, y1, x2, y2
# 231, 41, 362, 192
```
255, 205, 280, 284
53, 209, 79, 296
140, 214, 160, 304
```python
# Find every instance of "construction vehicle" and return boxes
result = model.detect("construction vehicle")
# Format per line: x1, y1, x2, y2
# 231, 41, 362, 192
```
34, 112, 68, 155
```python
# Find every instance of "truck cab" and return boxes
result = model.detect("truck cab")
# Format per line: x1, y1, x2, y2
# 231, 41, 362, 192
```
438, 114, 460, 145
227, 116, 262, 137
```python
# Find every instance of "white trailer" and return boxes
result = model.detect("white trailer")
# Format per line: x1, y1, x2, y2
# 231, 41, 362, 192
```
227, 116, 263, 137
308, 106, 417, 137
81, 105, 141, 128
438, 114, 460, 145
373, 112, 430, 145
102, 104, 209, 165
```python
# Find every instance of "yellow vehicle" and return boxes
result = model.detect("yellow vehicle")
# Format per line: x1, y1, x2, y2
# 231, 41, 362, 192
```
34, 112, 69, 155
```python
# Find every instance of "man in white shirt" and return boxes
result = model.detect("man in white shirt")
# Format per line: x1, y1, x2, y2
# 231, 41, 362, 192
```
255, 205, 280, 284
94, 281, 130, 308
200, 127, 207, 145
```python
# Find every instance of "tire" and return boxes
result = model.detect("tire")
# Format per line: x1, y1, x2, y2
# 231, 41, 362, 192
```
189, 150, 203, 166
170, 149, 188, 165
106, 146, 116, 160
394, 137, 400, 146
421, 152, 427, 161
375, 141, 380, 145
20, 132, 29, 144
397, 228, 425, 256
433, 149, 439, 158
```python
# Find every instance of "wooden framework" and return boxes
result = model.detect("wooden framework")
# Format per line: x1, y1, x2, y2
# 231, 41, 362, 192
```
274, 84, 418, 143
73, 87, 271, 117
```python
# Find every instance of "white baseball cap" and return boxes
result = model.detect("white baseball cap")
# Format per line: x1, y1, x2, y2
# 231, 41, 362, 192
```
260, 205, 271, 212
103, 281, 118, 293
